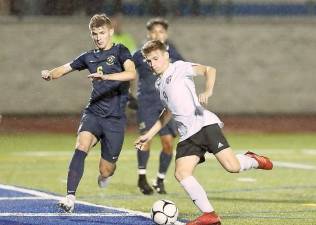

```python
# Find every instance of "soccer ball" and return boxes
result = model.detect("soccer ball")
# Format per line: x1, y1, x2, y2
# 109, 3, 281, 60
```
151, 199, 178, 225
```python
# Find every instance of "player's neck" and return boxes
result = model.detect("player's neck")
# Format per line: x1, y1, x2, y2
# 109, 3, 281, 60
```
98, 42, 113, 51
160, 62, 171, 77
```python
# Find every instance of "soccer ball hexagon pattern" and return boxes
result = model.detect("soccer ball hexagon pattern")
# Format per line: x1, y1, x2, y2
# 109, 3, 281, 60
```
151, 199, 178, 225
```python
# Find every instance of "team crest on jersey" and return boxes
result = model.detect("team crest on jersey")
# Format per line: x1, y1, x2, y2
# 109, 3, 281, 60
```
106, 55, 115, 65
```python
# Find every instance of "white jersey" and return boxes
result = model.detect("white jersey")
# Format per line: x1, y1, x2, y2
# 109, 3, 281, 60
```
155, 61, 223, 142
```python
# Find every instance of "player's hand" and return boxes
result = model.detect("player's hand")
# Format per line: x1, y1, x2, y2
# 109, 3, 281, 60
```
41, 70, 52, 81
134, 135, 150, 151
198, 91, 211, 105
87, 73, 107, 81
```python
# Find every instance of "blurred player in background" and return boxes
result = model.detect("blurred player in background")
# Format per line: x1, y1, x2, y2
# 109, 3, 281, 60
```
111, 12, 137, 54
132, 17, 184, 195
111, 12, 138, 110
41, 14, 136, 213
135, 40, 273, 225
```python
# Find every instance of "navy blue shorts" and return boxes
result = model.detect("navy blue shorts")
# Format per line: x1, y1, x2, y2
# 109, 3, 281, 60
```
137, 103, 177, 137
78, 111, 126, 163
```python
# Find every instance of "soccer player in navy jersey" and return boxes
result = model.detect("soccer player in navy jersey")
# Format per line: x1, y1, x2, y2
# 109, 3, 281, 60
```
135, 40, 273, 225
41, 14, 136, 213
132, 18, 183, 195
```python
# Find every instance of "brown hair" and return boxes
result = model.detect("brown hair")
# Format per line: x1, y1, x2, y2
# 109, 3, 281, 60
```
146, 17, 168, 31
89, 14, 112, 30
141, 40, 167, 56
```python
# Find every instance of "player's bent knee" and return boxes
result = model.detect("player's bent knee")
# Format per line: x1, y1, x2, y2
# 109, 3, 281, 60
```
162, 146, 173, 154
75, 144, 89, 152
224, 163, 240, 173
99, 164, 116, 178
174, 169, 192, 182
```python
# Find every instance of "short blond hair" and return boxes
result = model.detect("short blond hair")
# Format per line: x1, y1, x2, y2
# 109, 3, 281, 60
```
141, 40, 167, 57
89, 14, 112, 30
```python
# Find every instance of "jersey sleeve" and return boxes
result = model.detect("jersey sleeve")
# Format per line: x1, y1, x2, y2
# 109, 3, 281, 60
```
176, 61, 198, 78
70, 52, 87, 71
187, 62, 199, 77
118, 44, 133, 65
132, 50, 143, 68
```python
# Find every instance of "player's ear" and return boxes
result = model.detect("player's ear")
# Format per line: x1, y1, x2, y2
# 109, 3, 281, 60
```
164, 51, 169, 59
110, 28, 114, 36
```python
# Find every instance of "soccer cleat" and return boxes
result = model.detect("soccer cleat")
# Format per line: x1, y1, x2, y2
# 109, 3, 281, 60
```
186, 212, 221, 225
152, 178, 167, 194
58, 194, 75, 213
245, 151, 273, 170
98, 175, 109, 188
138, 175, 154, 195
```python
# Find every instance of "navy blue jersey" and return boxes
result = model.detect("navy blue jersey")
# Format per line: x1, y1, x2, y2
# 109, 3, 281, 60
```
133, 42, 183, 105
70, 43, 132, 118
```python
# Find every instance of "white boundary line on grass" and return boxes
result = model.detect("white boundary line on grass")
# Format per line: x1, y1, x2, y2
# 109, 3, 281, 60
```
0, 213, 133, 217
272, 161, 316, 170
0, 197, 52, 200
0, 184, 185, 225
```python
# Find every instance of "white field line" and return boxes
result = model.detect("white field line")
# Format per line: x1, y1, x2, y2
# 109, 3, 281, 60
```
273, 161, 316, 170
0, 184, 185, 225
302, 149, 316, 155
0, 213, 133, 217
0, 197, 52, 200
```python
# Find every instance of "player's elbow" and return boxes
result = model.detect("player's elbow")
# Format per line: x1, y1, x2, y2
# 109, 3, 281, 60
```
206, 66, 216, 76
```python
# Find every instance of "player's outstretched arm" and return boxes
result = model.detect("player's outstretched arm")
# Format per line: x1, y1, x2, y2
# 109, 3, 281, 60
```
41, 63, 74, 81
88, 59, 136, 81
193, 64, 216, 105
134, 108, 172, 150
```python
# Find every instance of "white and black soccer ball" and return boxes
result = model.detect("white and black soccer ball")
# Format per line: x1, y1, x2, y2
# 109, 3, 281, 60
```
151, 199, 178, 225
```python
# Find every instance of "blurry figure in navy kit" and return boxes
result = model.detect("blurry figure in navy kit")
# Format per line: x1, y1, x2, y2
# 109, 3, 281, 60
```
41, 14, 136, 213
132, 17, 184, 195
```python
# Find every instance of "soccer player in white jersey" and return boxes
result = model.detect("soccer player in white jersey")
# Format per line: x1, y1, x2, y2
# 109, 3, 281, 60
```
135, 40, 273, 225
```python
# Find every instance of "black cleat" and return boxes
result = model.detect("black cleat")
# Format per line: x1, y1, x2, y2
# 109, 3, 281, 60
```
153, 178, 167, 194
138, 175, 154, 195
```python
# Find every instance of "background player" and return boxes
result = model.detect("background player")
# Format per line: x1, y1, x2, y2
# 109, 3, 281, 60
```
41, 14, 136, 212
132, 17, 184, 195
135, 40, 273, 225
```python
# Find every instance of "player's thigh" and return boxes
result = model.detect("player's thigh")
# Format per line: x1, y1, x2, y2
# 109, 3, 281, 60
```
76, 111, 102, 151
214, 147, 240, 173
137, 104, 159, 134
176, 137, 206, 164
175, 155, 200, 181
202, 124, 230, 155
75, 131, 98, 152
100, 117, 125, 163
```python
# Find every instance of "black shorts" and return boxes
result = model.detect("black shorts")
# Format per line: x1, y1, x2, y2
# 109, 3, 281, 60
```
78, 111, 126, 163
175, 124, 230, 164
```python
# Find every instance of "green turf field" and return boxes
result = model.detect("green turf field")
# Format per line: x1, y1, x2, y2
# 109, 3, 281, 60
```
1, 132, 316, 225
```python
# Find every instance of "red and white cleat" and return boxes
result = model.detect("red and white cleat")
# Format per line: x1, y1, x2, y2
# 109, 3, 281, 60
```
186, 212, 221, 225
245, 151, 273, 170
